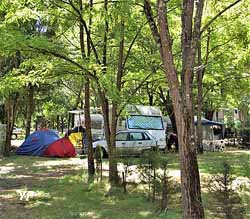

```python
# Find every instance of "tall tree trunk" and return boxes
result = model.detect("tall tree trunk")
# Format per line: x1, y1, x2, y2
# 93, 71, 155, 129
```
25, 83, 34, 138
99, 90, 119, 185
144, 0, 205, 217
196, 29, 210, 154
196, 44, 204, 154
109, 19, 125, 186
99, 0, 120, 186
4, 95, 19, 156
85, 77, 95, 181
79, 0, 95, 181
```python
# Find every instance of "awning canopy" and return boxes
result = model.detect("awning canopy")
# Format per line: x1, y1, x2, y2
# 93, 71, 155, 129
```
195, 118, 224, 126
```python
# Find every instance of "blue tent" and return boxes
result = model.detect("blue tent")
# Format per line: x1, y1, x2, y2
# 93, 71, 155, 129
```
16, 129, 60, 156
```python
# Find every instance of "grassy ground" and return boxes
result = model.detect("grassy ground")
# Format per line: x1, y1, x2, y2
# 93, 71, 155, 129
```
0, 150, 249, 219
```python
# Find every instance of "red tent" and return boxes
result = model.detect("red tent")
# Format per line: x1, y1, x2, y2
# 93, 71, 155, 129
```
43, 137, 76, 157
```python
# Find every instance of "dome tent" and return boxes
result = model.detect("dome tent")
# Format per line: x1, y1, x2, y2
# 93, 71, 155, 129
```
16, 129, 76, 157
43, 137, 76, 157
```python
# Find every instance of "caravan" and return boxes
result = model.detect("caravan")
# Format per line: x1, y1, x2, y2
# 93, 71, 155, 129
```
69, 110, 104, 142
69, 105, 166, 150
117, 105, 166, 149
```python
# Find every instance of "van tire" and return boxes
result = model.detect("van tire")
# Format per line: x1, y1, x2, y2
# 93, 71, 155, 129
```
11, 134, 17, 140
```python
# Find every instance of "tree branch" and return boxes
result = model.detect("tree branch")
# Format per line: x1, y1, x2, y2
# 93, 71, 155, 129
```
67, 0, 101, 65
203, 74, 250, 98
144, 0, 162, 50
201, 0, 243, 34
118, 73, 153, 116
28, 46, 98, 81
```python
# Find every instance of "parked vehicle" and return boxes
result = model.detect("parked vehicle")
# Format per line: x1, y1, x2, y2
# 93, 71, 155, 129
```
117, 105, 166, 149
69, 110, 104, 142
85, 130, 158, 157
12, 127, 23, 140
69, 105, 167, 152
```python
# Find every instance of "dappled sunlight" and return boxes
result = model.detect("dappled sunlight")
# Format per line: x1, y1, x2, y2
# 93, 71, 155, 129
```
11, 174, 32, 179
79, 211, 100, 219
226, 150, 250, 155
0, 165, 15, 174
0, 150, 249, 218
0, 193, 16, 200
33, 157, 86, 168
138, 211, 152, 217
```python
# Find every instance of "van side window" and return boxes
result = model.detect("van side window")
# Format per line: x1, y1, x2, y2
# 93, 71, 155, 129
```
129, 132, 144, 141
116, 133, 128, 141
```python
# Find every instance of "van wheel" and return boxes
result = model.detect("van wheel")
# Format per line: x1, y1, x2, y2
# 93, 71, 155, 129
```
11, 134, 17, 140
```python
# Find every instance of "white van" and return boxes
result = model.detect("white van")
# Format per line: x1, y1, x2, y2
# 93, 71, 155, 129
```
117, 105, 166, 149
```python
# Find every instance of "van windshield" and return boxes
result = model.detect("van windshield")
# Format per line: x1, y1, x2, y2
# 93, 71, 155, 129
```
127, 115, 164, 130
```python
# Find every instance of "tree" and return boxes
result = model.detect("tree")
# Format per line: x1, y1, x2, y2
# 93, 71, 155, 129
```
0, 0, 153, 185
196, 0, 244, 153
144, 0, 205, 217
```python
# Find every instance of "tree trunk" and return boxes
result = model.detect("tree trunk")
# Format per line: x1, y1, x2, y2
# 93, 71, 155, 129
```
196, 44, 204, 154
204, 110, 214, 120
25, 83, 34, 138
79, 0, 95, 182
61, 117, 64, 134
56, 115, 60, 131
4, 95, 19, 156
84, 77, 95, 182
144, 0, 205, 217
159, 88, 177, 134
99, 91, 119, 185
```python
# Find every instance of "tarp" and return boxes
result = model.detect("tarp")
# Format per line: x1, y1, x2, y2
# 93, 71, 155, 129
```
43, 137, 76, 157
195, 118, 224, 126
16, 129, 60, 156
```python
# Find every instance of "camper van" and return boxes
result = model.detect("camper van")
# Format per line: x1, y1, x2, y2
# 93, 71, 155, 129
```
69, 105, 166, 149
69, 110, 104, 142
117, 105, 166, 149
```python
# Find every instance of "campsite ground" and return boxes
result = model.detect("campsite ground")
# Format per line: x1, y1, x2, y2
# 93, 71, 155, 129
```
0, 150, 250, 219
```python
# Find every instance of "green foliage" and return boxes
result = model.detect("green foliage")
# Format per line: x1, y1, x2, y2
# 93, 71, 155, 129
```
206, 161, 246, 219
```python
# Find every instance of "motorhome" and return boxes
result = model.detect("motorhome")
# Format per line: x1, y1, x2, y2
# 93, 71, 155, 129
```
69, 105, 166, 149
117, 105, 166, 149
69, 110, 104, 142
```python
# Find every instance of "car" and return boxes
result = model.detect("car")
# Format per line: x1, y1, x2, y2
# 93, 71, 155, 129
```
87, 130, 158, 157
12, 127, 23, 140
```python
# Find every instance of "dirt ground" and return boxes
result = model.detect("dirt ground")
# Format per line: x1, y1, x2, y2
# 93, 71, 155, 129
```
1, 148, 249, 219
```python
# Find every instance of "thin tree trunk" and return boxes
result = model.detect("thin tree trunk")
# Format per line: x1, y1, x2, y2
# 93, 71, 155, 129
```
197, 43, 204, 154
159, 88, 177, 134
79, 0, 95, 181
4, 95, 19, 156
101, 0, 120, 186
56, 115, 60, 131
197, 29, 210, 154
61, 117, 64, 133
25, 83, 34, 138
85, 77, 95, 181
99, 91, 119, 185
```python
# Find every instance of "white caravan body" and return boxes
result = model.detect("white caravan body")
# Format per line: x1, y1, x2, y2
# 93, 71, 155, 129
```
69, 110, 104, 141
117, 105, 166, 149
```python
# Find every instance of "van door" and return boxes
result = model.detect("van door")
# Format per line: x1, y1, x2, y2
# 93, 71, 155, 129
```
128, 132, 153, 154
115, 132, 130, 156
